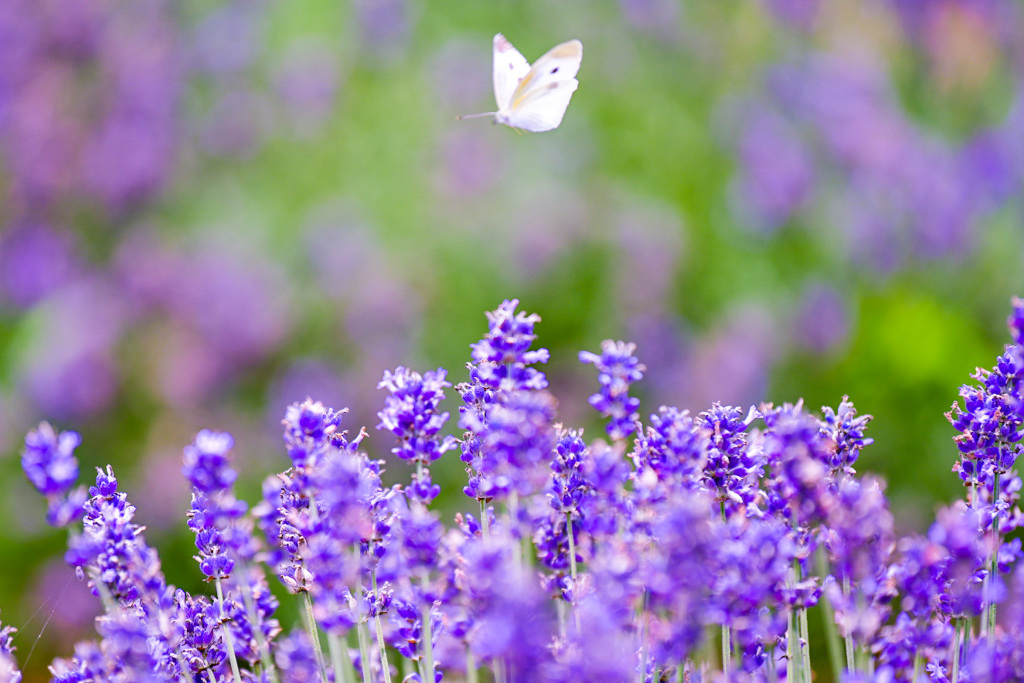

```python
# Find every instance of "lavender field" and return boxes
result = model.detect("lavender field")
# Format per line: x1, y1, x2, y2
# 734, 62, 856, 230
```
3, 1, 1024, 681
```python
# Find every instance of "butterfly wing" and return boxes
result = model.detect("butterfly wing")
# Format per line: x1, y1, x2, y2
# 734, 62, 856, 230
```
502, 39, 583, 132
493, 34, 531, 113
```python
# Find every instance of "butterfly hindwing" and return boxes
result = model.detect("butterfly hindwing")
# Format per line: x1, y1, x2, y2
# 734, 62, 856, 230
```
503, 78, 580, 132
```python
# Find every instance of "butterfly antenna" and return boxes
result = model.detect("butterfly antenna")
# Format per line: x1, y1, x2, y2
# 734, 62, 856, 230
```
455, 112, 497, 121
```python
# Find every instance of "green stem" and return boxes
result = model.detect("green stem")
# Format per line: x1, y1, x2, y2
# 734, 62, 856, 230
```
421, 571, 436, 683
842, 575, 855, 672
301, 591, 328, 683
566, 514, 581, 634
327, 633, 352, 683
787, 606, 800, 683
721, 624, 731, 676
466, 648, 479, 683
798, 601, 811, 679
371, 572, 393, 683
951, 617, 963, 683
356, 620, 374, 683
215, 577, 243, 683
814, 550, 844, 683
480, 500, 490, 538
989, 471, 1002, 643
235, 567, 279, 683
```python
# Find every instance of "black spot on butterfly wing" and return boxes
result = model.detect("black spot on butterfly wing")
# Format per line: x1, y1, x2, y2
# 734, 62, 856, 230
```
551, 67, 559, 74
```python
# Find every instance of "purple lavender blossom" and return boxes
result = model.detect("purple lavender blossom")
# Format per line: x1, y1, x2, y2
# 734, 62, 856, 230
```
21, 422, 86, 527
579, 340, 646, 440
708, 515, 794, 671
458, 302, 556, 509
377, 366, 458, 505
463, 537, 557, 679
822, 476, 897, 648
534, 428, 593, 590
0, 615, 20, 683
820, 396, 874, 477
464, 299, 550, 395
929, 502, 992, 621
0, 223, 79, 309
695, 403, 763, 518
182, 429, 239, 494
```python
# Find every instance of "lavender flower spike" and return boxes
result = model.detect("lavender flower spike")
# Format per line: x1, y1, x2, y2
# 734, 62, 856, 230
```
0, 614, 20, 683
579, 340, 646, 440
21, 422, 87, 527
377, 365, 458, 504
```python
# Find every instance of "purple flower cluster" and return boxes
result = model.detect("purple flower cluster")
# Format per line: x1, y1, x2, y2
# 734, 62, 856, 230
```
579, 340, 646, 440
13, 298, 1024, 681
732, 5, 1024, 272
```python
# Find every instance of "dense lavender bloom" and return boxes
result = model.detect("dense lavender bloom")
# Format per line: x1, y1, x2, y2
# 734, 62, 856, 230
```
377, 366, 458, 504
175, 591, 227, 679
695, 403, 763, 518
463, 389, 558, 503
258, 398, 366, 591
463, 538, 557, 679
579, 340, 646, 440
534, 429, 592, 587
458, 300, 553, 509
49, 640, 111, 682
820, 397, 873, 476
468, 299, 550, 387
0, 616, 20, 683
281, 398, 356, 470
547, 429, 592, 523
547, 595, 635, 682
95, 611, 163, 681
272, 632, 322, 683
761, 401, 836, 530
632, 407, 709, 510
822, 476, 897, 648
708, 516, 793, 671
1008, 296, 1024, 346
182, 429, 238, 494
929, 502, 993, 620
644, 490, 717, 665
377, 367, 458, 465
60, 465, 184, 678
21, 422, 87, 527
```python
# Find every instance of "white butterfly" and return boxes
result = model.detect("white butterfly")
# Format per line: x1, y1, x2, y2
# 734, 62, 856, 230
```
458, 33, 583, 132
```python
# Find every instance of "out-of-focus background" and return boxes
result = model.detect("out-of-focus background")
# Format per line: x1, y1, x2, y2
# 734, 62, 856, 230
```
2, 0, 1023, 678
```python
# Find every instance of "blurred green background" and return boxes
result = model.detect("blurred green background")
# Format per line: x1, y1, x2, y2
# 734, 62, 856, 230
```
2, 0, 1023, 678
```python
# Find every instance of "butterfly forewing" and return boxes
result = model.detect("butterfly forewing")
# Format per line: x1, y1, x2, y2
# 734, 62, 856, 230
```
509, 39, 583, 109
492, 34, 531, 113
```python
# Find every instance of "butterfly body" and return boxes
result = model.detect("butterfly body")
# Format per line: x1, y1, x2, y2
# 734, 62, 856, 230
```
460, 34, 583, 132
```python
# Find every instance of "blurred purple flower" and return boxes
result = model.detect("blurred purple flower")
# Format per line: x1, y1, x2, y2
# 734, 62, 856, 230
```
16, 276, 127, 419
620, 0, 684, 42
189, 0, 266, 77
763, 0, 821, 30
613, 200, 684, 315
273, 41, 340, 137
733, 105, 815, 231
195, 87, 271, 158
0, 224, 79, 309
793, 283, 851, 355
353, 0, 416, 62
